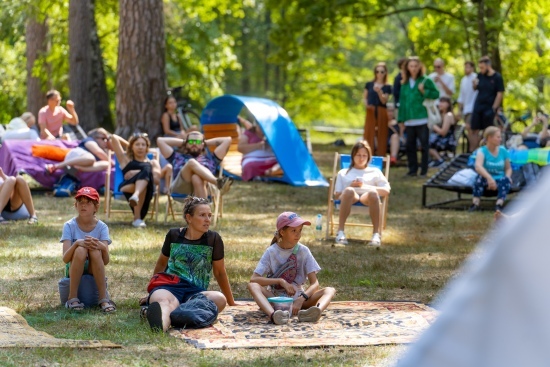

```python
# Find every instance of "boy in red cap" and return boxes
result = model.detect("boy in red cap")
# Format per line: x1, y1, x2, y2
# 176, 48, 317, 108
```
247, 212, 336, 325
60, 187, 116, 312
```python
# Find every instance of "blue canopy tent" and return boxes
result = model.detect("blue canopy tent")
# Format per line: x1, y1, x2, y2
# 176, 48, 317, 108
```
200, 95, 328, 187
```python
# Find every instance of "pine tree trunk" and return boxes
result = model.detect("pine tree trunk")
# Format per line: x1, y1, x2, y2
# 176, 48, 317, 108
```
25, 18, 48, 119
116, 0, 166, 139
240, 14, 250, 94
69, 0, 113, 132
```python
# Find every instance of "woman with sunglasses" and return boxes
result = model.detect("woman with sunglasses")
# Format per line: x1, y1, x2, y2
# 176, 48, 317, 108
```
363, 62, 392, 156
45, 128, 112, 175
110, 133, 161, 228
157, 132, 233, 199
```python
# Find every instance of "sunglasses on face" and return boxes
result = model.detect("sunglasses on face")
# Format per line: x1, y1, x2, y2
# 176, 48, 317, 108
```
376, 70, 386, 74
434, 65, 442, 69
186, 139, 203, 145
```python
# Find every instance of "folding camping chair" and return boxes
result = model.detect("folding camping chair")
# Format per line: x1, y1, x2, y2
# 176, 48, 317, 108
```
104, 149, 160, 221
163, 166, 223, 226
326, 153, 390, 239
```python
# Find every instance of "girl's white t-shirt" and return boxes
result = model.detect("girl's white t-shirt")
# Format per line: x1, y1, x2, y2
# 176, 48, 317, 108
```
334, 167, 390, 194
254, 242, 321, 299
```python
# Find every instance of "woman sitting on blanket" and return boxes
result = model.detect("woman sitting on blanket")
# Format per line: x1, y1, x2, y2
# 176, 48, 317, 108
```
248, 212, 335, 325
334, 141, 391, 247
45, 128, 112, 175
469, 126, 512, 213
0, 167, 38, 224
145, 196, 240, 332
110, 133, 161, 228
237, 116, 281, 181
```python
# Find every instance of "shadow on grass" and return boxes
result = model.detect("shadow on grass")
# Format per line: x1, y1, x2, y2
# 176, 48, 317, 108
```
0, 143, 497, 366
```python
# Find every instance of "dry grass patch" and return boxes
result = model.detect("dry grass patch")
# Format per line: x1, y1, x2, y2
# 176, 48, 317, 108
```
0, 144, 495, 366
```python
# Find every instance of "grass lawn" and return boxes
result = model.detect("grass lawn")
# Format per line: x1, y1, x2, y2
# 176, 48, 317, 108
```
0, 143, 495, 366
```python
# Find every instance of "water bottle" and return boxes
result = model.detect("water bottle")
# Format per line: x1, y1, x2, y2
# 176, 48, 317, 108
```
315, 214, 323, 241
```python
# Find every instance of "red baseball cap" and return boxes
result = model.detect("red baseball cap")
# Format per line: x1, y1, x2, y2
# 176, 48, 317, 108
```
75, 187, 100, 202
276, 212, 311, 231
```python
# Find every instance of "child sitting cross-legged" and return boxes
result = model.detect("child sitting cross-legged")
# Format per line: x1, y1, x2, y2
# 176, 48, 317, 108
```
247, 212, 336, 325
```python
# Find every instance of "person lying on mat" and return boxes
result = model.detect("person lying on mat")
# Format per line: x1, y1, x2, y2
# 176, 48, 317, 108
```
61, 187, 115, 312
248, 212, 336, 325
2, 112, 39, 141
469, 126, 512, 213
145, 196, 241, 332
333, 141, 391, 247
157, 132, 233, 199
110, 133, 161, 228
0, 167, 38, 224
38, 89, 79, 140
46, 128, 112, 176
237, 116, 282, 181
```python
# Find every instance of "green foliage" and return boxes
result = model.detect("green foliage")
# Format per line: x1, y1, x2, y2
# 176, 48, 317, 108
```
0, 0, 548, 129
0, 40, 27, 123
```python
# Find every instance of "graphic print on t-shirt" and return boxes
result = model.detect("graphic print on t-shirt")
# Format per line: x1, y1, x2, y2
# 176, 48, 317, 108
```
166, 243, 213, 290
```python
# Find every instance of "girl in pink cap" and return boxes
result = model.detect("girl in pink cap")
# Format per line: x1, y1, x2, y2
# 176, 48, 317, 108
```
248, 212, 336, 325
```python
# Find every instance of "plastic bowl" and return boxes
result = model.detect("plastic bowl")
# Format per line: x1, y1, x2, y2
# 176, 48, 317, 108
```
267, 296, 293, 313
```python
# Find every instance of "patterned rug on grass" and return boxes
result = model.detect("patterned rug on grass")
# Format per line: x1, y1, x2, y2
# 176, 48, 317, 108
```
170, 301, 437, 349
0, 307, 120, 348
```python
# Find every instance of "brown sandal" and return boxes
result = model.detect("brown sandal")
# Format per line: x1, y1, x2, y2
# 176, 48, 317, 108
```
98, 298, 116, 313
65, 298, 84, 311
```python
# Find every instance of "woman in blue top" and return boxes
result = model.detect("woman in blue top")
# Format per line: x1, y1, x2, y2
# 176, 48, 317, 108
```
470, 126, 512, 212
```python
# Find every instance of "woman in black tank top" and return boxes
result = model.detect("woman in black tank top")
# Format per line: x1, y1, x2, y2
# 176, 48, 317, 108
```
161, 96, 185, 138
110, 134, 161, 227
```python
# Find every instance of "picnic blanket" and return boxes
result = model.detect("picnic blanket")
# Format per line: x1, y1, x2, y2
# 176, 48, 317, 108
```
170, 301, 437, 349
0, 307, 120, 348
0, 139, 112, 190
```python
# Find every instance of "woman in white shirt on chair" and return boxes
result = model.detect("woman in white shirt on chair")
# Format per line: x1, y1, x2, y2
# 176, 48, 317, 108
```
334, 141, 391, 247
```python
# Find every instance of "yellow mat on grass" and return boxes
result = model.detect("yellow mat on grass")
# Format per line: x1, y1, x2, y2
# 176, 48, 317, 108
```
0, 307, 120, 348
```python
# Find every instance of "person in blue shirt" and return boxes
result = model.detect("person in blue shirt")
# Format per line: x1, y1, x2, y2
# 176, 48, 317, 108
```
470, 126, 512, 212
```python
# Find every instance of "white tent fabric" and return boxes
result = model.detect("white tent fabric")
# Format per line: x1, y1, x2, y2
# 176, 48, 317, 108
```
397, 170, 550, 367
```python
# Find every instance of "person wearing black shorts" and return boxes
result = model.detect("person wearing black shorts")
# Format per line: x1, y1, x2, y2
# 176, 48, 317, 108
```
470, 56, 505, 150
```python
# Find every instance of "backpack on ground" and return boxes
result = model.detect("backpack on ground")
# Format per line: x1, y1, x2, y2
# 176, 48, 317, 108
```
53, 174, 80, 197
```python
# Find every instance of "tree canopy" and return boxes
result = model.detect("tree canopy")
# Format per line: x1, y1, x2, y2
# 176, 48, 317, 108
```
0, 0, 548, 130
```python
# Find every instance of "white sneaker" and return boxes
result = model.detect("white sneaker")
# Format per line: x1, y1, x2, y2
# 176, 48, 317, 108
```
298, 306, 322, 323
368, 233, 381, 247
128, 194, 139, 208
271, 310, 290, 325
335, 231, 348, 246
132, 219, 146, 228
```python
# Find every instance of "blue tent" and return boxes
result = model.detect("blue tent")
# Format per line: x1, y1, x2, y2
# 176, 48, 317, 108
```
201, 95, 328, 187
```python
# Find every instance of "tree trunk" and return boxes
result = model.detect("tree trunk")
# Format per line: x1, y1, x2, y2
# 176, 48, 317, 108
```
116, 0, 167, 140
263, 10, 271, 92
25, 18, 48, 119
69, 0, 112, 132
477, 0, 488, 57
240, 14, 250, 94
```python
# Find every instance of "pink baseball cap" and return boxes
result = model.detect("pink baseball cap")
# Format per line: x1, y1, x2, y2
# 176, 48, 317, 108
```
276, 212, 311, 230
